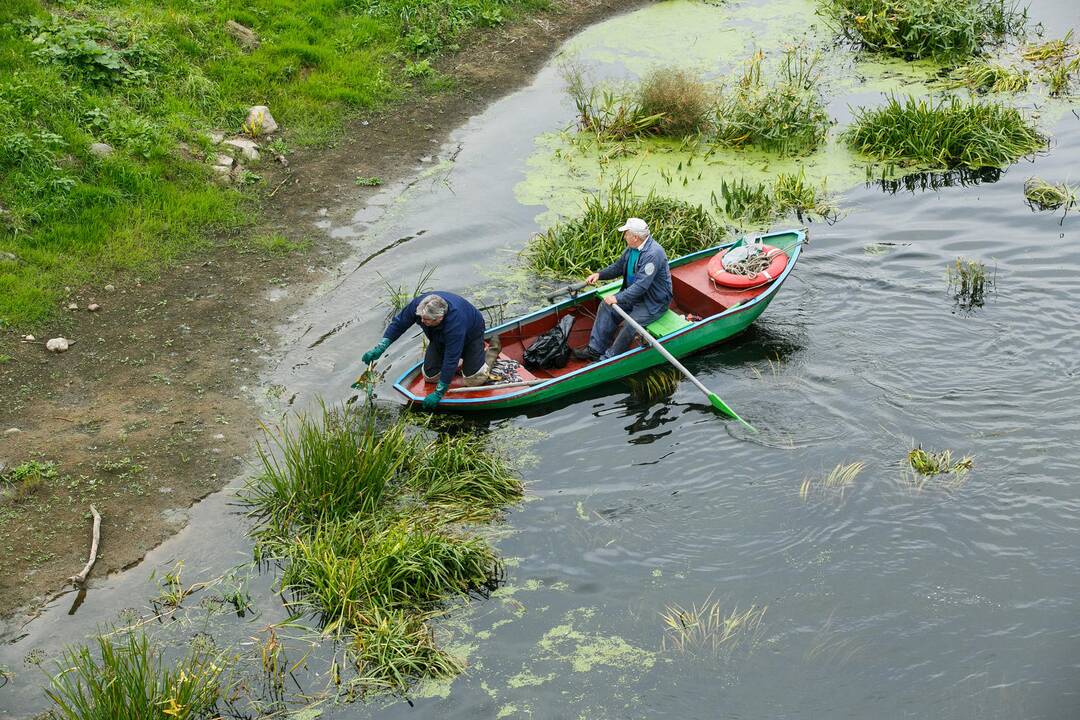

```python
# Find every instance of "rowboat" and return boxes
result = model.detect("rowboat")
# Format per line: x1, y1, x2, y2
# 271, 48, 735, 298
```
393, 228, 804, 411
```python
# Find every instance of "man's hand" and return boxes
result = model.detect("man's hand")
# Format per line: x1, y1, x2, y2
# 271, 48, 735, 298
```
585, 272, 600, 285
603, 294, 617, 306
421, 381, 450, 410
362, 338, 391, 364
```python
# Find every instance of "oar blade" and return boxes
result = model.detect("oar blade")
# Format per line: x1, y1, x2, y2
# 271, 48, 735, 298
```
708, 392, 757, 433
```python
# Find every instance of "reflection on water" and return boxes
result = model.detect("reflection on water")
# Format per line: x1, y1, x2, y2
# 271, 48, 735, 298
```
873, 165, 1006, 194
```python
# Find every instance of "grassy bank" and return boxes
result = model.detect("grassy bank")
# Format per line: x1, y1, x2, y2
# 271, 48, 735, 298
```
0, 0, 546, 329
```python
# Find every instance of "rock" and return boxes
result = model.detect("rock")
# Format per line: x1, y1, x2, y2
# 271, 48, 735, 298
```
223, 137, 259, 162
0, 251, 17, 263
67, 302, 78, 311
87, 303, 100, 312
206, 131, 225, 145
46, 337, 70, 353
244, 105, 278, 135
273, 153, 288, 167
22, 334, 34, 342
89, 142, 114, 157
225, 20, 260, 50
3, 428, 21, 436
104, 284, 115, 292
214, 153, 234, 168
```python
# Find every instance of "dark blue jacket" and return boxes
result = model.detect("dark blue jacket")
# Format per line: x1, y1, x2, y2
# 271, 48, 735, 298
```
383, 291, 485, 386
598, 236, 673, 317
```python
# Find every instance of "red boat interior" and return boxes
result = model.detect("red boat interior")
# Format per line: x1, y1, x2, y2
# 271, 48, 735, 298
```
403, 253, 775, 399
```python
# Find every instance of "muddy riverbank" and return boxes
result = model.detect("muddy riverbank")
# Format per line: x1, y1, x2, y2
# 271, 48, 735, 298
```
0, 0, 648, 621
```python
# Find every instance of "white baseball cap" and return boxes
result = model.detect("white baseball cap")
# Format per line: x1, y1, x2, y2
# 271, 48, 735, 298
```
617, 217, 649, 234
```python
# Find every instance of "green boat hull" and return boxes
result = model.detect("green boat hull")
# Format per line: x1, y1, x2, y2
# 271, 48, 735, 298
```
393, 230, 803, 412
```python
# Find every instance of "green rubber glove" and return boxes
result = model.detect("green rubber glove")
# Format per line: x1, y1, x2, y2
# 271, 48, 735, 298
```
421, 381, 450, 410
362, 338, 391, 365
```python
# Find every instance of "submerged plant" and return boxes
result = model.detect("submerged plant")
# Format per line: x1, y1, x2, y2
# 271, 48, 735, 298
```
660, 598, 766, 656
409, 433, 524, 522
846, 95, 1044, 170
948, 60, 1029, 93
1041, 57, 1080, 96
1021, 30, 1075, 63
713, 47, 830, 155
800, 461, 865, 500
279, 514, 499, 631
626, 366, 683, 403
773, 168, 836, 219
715, 178, 775, 225
526, 173, 726, 277
946, 257, 993, 311
44, 630, 223, 720
348, 607, 462, 694
906, 446, 973, 489
1023, 177, 1078, 212
819, 0, 1027, 61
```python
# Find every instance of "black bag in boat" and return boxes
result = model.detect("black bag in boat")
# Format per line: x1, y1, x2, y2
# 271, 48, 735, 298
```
523, 315, 575, 370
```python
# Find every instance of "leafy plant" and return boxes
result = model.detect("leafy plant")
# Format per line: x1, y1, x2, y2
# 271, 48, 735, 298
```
713, 47, 830, 155
44, 630, 223, 720
819, 0, 1027, 61
948, 60, 1029, 93
404, 59, 433, 79
845, 95, 1044, 169
946, 257, 993, 311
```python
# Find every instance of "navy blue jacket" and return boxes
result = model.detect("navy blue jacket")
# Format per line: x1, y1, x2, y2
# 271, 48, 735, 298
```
597, 236, 673, 317
383, 291, 486, 386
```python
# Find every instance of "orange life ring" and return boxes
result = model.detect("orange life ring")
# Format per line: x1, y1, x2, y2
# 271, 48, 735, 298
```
707, 244, 789, 289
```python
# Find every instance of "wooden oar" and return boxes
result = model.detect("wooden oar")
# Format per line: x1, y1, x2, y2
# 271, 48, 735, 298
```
609, 302, 756, 432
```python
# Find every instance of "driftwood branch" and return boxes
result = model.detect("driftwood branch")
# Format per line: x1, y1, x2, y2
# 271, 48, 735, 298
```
69, 505, 101, 587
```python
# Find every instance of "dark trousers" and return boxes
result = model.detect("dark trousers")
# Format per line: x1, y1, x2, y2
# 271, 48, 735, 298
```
587, 303, 665, 359
422, 335, 486, 382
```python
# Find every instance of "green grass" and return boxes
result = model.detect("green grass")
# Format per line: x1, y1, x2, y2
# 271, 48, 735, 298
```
819, 0, 1027, 62
526, 174, 726, 277
713, 47, 831, 154
906, 446, 973, 489
1024, 177, 1077, 211
0, 0, 548, 329
800, 461, 864, 499
1, 459, 58, 501
244, 403, 521, 691
946, 256, 992, 310
846, 95, 1044, 169
948, 60, 1030, 93
44, 630, 223, 720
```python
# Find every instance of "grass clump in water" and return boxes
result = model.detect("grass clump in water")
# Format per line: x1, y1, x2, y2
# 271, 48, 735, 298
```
819, 0, 1027, 61
713, 48, 830, 155
948, 60, 1030, 93
409, 434, 523, 522
660, 598, 766, 657
906, 446, 973, 489
526, 174, 725, 277
244, 403, 521, 694
637, 67, 715, 137
947, 256, 993, 311
1024, 177, 1077, 212
714, 170, 836, 227
800, 461, 864, 500
846, 95, 1044, 170
1020, 32, 1079, 95
626, 366, 683, 403
44, 629, 223, 720
349, 607, 463, 693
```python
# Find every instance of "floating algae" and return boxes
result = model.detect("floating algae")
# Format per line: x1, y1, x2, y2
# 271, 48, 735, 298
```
538, 623, 657, 674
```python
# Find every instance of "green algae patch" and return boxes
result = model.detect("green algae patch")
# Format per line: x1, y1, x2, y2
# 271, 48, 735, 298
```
508, 669, 557, 688
538, 623, 657, 674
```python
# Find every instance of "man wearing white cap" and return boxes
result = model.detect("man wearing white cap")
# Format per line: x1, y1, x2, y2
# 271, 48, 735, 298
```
573, 217, 673, 361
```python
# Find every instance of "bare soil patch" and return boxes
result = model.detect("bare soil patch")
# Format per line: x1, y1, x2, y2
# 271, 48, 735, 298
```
0, 0, 645, 622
